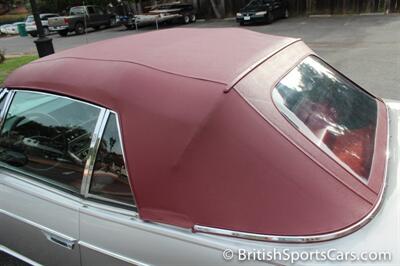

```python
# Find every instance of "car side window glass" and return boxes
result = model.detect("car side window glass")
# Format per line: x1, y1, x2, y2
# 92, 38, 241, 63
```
87, 7, 95, 15
89, 113, 135, 205
96, 7, 104, 15
0, 91, 101, 192
70, 7, 85, 15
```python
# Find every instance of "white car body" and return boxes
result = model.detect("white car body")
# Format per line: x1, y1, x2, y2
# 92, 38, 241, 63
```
0, 24, 11, 34
1, 24, 18, 35
24, 14, 58, 36
0, 102, 398, 265
0, 29, 398, 266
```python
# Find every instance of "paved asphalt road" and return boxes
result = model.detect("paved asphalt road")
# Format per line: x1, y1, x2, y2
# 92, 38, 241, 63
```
0, 15, 399, 100
0, 14, 399, 265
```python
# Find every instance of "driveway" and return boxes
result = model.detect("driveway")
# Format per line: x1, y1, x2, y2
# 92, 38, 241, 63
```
0, 15, 399, 100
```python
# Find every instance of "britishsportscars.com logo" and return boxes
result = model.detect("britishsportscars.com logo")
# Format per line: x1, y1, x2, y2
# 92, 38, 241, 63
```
222, 248, 392, 264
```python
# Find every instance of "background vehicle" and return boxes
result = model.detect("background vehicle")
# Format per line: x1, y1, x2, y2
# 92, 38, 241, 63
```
114, 1, 136, 29
48, 5, 116, 36
121, 2, 196, 29
0, 24, 13, 35
25, 13, 58, 37
0, 23, 19, 35
149, 3, 196, 24
236, 0, 288, 25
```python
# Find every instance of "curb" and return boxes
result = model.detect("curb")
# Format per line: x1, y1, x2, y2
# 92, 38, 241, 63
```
4, 53, 36, 58
359, 12, 385, 16
309, 12, 387, 18
309, 14, 332, 18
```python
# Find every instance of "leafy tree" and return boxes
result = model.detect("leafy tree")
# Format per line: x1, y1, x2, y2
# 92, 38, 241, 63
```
33, 0, 135, 13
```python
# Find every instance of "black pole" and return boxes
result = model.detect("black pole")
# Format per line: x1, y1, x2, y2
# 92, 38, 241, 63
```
30, 0, 55, 57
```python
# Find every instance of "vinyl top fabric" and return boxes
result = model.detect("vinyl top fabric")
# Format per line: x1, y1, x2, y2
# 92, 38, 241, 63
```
4, 28, 386, 238
20, 28, 298, 88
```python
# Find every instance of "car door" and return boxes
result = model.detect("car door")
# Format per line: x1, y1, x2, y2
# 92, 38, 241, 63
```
86, 6, 106, 27
85, 6, 99, 27
78, 112, 233, 266
78, 111, 143, 265
95, 7, 110, 25
0, 89, 105, 265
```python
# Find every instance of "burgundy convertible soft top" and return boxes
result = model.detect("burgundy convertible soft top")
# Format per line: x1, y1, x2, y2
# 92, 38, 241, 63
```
5, 28, 386, 240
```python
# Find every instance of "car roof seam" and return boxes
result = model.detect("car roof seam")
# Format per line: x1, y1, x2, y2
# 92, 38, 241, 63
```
31, 56, 229, 87
224, 38, 302, 93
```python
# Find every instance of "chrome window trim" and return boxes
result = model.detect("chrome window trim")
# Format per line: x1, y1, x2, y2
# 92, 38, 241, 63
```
9, 89, 104, 110
0, 88, 8, 101
85, 193, 136, 210
0, 89, 15, 130
84, 110, 138, 210
81, 109, 109, 195
0, 89, 106, 194
0, 162, 83, 196
0, 245, 41, 266
113, 110, 138, 206
193, 102, 391, 243
0, 89, 138, 213
82, 198, 138, 218
0, 167, 83, 210
1, 166, 137, 218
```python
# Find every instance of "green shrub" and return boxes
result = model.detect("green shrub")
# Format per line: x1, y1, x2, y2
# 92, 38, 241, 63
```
0, 55, 38, 84
0, 50, 5, 64
0, 14, 27, 25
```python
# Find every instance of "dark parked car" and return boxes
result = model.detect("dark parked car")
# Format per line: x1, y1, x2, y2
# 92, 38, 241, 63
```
48, 5, 116, 36
236, 0, 288, 25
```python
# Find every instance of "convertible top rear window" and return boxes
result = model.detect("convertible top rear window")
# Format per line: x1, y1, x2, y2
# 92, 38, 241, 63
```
272, 56, 377, 181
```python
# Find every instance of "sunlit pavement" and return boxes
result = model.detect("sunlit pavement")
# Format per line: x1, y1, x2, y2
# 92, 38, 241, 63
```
1, 15, 399, 100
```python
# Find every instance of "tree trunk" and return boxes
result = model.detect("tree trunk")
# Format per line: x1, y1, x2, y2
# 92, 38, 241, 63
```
306, 0, 313, 14
137, 0, 143, 13
210, 0, 222, 18
385, 0, 391, 13
220, 0, 226, 17
193, 0, 198, 10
